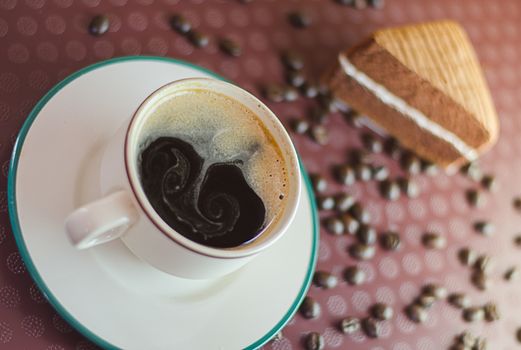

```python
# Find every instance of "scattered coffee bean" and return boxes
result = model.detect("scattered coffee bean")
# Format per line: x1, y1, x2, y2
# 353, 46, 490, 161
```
350, 148, 372, 165
88, 15, 110, 36
335, 165, 356, 185
340, 214, 360, 235
504, 266, 519, 281
415, 293, 436, 308
514, 235, 521, 247
371, 303, 393, 320
344, 265, 365, 285
310, 174, 327, 193
317, 93, 341, 113
471, 270, 491, 291
463, 306, 485, 322
305, 332, 324, 350
458, 247, 478, 266
313, 271, 338, 289
343, 110, 364, 128
287, 70, 306, 87
362, 133, 383, 153
372, 165, 389, 181
317, 196, 335, 211
401, 152, 421, 175
406, 304, 427, 323
355, 163, 372, 181
283, 86, 299, 102
384, 137, 402, 159
299, 296, 321, 319
301, 81, 319, 98
398, 177, 419, 198
380, 180, 401, 201
263, 84, 285, 103
339, 316, 360, 334
474, 221, 494, 237
422, 232, 446, 249
271, 331, 282, 341
288, 11, 312, 28
352, 0, 368, 9
380, 231, 401, 251
309, 107, 328, 124
448, 293, 471, 309
422, 284, 448, 300
475, 255, 494, 274
187, 30, 209, 47
369, 0, 385, 9
310, 125, 329, 145
325, 217, 344, 235
466, 189, 484, 208
456, 331, 477, 347
474, 337, 488, 350
421, 159, 438, 176
170, 14, 191, 34
219, 38, 241, 57
481, 174, 497, 191
356, 224, 377, 245
516, 328, 521, 343
281, 50, 304, 70
483, 302, 500, 322
349, 243, 376, 260
335, 193, 355, 212
362, 317, 379, 338
513, 197, 521, 212
461, 161, 482, 181
350, 203, 371, 224
291, 118, 310, 134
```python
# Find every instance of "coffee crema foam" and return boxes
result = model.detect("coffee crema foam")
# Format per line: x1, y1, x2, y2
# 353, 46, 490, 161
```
137, 89, 288, 244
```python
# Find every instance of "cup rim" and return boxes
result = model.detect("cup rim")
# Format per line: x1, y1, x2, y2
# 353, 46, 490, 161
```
124, 77, 301, 259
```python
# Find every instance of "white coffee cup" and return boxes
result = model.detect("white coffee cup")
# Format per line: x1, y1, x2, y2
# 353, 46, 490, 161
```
65, 78, 301, 279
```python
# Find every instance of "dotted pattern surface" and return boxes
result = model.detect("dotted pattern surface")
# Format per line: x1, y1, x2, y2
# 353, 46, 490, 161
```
1, 0, 521, 349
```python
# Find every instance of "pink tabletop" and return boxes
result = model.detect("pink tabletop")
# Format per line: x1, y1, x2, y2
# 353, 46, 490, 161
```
1, 0, 521, 349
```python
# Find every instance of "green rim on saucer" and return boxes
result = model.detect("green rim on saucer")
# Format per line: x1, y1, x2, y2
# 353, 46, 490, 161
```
7, 56, 319, 350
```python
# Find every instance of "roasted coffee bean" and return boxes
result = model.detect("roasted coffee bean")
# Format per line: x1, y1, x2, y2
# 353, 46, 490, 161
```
406, 304, 427, 323
384, 137, 402, 159
343, 110, 364, 128
187, 30, 209, 47
448, 293, 471, 309
415, 293, 436, 308
309, 107, 328, 124
483, 302, 500, 322
288, 11, 312, 28
514, 235, 521, 247
475, 255, 494, 274
481, 174, 497, 191
461, 161, 482, 181
335, 193, 355, 212
339, 316, 360, 334
356, 224, 377, 245
422, 284, 448, 300
88, 15, 110, 36
463, 306, 485, 322
283, 86, 299, 102
305, 332, 324, 350
398, 177, 419, 198
466, 189, 484, 208
317, 196, 335, 211
272, 331, 282, 341
335, 165, 356, 185
350, 203, 371, 224
456, 331, 477, 347
380, 180, 401, 201
310, 125, 329, 145
513, 197, 521, 212
325, 217, 344, 235
299, 296, 321, 319
370, 303, 393, 320
471, 270, 491, 291
349, 243, 376, 260
474, 221, 494, 237
287, 70, 306, 87
344, 265, 365, 285
362, 317, 379, 338
352, 0, 368, 9
313, 271, 338, 289
263, 84, 285, 102
369, 0, 385, 9
372, 165, 389, 181
291, 118, 310, 134
474, 337, 488, 350
310, 174, 327, 193
281, 50, 304, 70
421, 159, 438, 176
340, 214, 360, 235
350, 148, 372, 165
362, 133, 383, 153
516, 328, 521, 343
219, 38, 241, 57
422, 232, 446, 249
401, 152, 421, 175
170, 14, 191, 34
458, 247, 478, 266
355, 164, 372, 181
301, 81, 319, 98
380, 231, 401, 251
504, 266, 519, 281
317, 93, 342, 113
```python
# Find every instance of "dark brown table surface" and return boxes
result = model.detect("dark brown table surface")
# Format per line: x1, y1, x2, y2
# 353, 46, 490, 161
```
1, 0, 521, 349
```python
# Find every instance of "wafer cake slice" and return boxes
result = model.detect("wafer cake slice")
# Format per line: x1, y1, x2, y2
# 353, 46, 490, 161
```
326, 20, 499, 170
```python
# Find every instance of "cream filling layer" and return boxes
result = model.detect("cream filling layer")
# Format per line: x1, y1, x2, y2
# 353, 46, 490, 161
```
338, 54, 478, 161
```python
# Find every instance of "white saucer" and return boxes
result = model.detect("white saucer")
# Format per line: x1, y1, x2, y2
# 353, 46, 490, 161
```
8, 57, 318, 350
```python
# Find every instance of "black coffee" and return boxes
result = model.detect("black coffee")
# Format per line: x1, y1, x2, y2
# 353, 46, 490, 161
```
136, 89, 288, 248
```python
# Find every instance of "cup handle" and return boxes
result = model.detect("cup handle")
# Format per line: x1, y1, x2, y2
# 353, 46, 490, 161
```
65, 191, 139, 250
